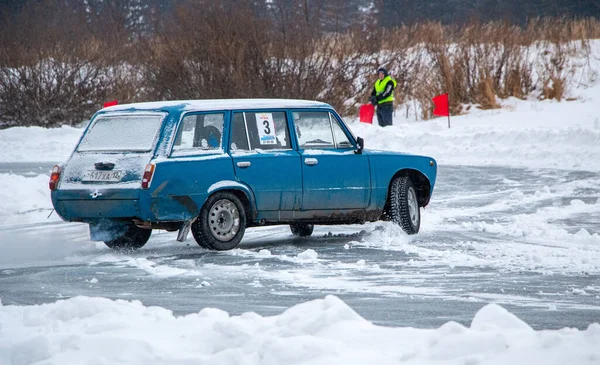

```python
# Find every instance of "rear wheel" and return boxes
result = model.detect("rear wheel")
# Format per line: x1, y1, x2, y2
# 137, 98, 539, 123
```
192, 192, 246, 250
389, 176, 420, 234
104, 223, 151, 251
290, 223, 314, 237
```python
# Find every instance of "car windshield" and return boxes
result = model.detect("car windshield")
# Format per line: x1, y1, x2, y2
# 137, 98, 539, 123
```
77, 113, 165, 152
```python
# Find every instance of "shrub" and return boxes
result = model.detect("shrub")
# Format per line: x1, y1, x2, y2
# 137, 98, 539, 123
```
1, 2, 598, 127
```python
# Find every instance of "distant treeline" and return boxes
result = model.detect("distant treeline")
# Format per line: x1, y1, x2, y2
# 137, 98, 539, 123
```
0, 0, 599, 128
1, 0, 599, 31
377, 0, 600, 27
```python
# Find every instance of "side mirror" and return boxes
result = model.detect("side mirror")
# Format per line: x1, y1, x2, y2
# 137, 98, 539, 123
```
355, 136, 364, 154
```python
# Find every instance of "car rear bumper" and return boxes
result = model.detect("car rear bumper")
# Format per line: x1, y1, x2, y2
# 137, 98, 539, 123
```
52, 188, 142, 222
55, 200, 140, 220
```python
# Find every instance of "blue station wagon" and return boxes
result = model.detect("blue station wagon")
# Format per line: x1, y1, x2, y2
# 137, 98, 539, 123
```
50, 99, 437, 251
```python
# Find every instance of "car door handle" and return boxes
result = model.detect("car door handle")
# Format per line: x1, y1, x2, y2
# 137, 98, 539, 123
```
236, 161, 251, 168
304, 158, 318, 166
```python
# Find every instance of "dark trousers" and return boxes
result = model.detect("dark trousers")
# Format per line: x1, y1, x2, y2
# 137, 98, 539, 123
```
376, 102, 393, 127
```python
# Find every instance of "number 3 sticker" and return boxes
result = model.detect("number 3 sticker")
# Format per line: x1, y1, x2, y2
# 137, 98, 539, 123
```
256, 113, 277, 145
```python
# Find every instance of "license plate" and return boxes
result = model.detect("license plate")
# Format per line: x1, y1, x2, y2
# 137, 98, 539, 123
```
82, 170, 123, 182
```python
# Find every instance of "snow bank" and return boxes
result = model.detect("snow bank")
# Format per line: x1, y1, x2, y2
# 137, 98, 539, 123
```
0, 295, 598, 365
0, 125, 81, 163
0, 173, 52, 218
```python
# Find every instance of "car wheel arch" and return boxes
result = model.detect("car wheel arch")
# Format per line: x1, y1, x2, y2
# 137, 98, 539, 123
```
204, 187, 255, 223
387, 169, 431, 208
191, 191, 247, 250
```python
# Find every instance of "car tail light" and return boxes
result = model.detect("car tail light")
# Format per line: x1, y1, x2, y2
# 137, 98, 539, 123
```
49, 165, 61, 190
141, 163, 155, 189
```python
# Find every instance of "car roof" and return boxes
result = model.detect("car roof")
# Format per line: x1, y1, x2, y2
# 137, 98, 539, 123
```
101, 99, 332, 112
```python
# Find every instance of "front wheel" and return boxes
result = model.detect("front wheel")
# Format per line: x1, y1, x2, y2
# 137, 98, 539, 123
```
104, 223, 151, 251
192, 192, 246, 250
389, 176, 420, 234
290, 223, 314, 237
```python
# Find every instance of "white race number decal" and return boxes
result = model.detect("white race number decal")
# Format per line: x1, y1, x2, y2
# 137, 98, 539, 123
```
255, 113, 277, 145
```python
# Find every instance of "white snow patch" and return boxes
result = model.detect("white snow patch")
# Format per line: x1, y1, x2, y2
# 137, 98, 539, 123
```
0, 125, 82, 163
470, 303, 533, 332
0, 174, 52, 220
258, 249, 272, 257
297, 249, 318, 261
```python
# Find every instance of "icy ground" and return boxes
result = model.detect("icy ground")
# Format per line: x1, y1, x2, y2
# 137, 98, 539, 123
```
1, 82, 600, 363
1, 163, 599, 364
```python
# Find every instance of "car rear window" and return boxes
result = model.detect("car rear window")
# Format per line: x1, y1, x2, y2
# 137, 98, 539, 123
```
77, 113, 165, 152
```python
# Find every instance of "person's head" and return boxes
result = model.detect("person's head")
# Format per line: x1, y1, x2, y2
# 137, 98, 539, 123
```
377, 67, 388, 79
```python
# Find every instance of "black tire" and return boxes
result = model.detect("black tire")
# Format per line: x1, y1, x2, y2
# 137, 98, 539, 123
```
389, 176, 420, 234
192, 191, 246, 250
290, 223, 314, 237
104, 223, 151, 251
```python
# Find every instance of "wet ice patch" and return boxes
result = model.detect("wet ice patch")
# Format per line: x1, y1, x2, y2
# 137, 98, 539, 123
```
502, 178, 520, 185
88, 253, 127, 265
121, 258, 190, 277
0, 225, 97, 270
569, 288, 589, 296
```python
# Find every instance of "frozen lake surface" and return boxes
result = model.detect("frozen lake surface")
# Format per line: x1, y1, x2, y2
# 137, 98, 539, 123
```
1, 164, 599, 330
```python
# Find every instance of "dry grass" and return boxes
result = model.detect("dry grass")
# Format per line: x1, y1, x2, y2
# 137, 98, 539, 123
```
364, 18, 595, 117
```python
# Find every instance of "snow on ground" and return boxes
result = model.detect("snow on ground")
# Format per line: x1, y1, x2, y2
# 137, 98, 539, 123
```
1, 295, 599, 365
0, 174, 52, 216
0, 125, 82, 163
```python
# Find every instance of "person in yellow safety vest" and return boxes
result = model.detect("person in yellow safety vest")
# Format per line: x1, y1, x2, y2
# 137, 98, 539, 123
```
370, 67, 397, 127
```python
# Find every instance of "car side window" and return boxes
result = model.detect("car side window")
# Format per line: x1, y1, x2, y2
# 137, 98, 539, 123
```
230, 112, 250, 152
328, 113, 353, 148
172, 113, 224, 156
293, 111, 335, 148
230, 111, 291, 153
